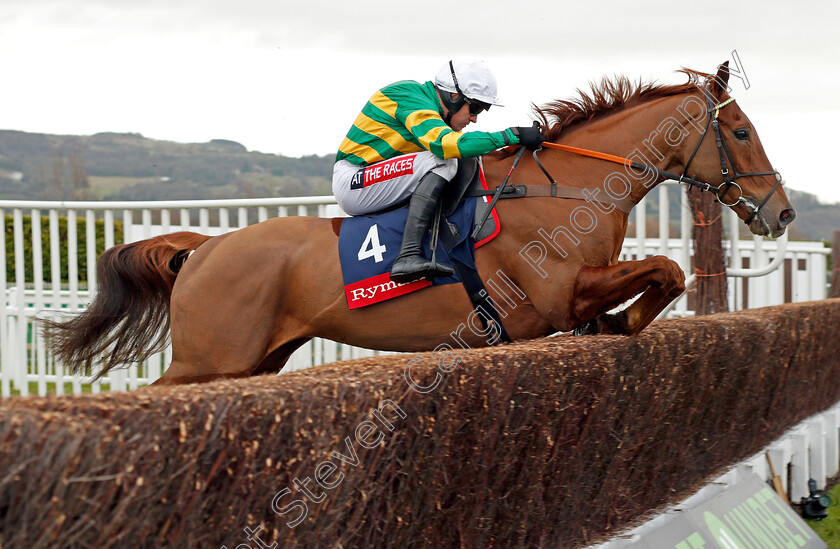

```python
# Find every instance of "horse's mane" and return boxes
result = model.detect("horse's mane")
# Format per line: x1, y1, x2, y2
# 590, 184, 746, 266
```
534, 68, 711, 141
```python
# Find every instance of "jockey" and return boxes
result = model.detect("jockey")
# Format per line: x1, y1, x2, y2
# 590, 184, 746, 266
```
333, 59, 545, 284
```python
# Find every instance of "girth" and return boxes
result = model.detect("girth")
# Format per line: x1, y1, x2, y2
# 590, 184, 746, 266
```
426, 158, 511, 344
434, 209, 511, 344
466, 183, 635, 214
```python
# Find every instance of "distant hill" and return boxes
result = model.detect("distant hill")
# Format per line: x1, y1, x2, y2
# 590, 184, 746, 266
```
636, 185, 839, 242
780, 188, 840, 243
0, 130, 333, 201
0, 129, 836, 241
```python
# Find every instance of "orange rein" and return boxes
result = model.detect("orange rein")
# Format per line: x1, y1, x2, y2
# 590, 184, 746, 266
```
539, 141, 634, 168
534, 141, 717, 197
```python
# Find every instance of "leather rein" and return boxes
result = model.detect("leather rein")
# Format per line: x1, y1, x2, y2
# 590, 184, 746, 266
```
484, 90, 784, 227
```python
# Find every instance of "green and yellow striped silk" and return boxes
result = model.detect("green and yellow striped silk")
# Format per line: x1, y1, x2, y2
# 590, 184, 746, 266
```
336, 80, 516, 166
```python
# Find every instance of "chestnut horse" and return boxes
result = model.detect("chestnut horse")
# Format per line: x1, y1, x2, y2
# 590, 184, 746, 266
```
43, 62, 796, 384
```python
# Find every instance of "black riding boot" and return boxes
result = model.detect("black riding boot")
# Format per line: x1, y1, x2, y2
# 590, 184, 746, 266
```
390, 172, 455, 284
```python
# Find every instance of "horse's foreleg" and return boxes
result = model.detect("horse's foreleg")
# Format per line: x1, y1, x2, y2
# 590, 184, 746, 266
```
569, 256, 685, 335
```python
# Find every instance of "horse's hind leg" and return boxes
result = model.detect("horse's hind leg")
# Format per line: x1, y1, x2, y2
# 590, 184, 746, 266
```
569, 255, 686, 335
152, 361, 237, 385
151, 337, 311, 385
253, 338, 311, 375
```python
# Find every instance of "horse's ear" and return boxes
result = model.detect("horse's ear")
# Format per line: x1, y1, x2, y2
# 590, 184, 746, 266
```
711, 61, 730, 98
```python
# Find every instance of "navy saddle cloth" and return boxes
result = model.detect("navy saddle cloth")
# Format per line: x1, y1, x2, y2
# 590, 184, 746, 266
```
338, 162, 499, 309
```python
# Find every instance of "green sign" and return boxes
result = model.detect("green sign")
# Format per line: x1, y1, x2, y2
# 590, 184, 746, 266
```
628, 472, 825, 549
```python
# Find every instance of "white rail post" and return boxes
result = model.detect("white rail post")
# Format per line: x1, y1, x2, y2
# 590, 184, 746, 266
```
324, 339, 337, 365
801, 252, 813, 301
85, 210, 97, 291
161, 209, 171, 235
313, 338, 323, 367
826, 407, 840, 478
32, 210, 47, 396
49, 209, 64, 395
67, 210, 82, 395
811, 252, 827, 300
767, 444, 789, 497
808, 417, 827, 488
104, 209, 115, 249
141, 209, 152, 240
146, 351, 163, 384
729, 209, 742, 310
749, 235, 765, 309
770, 241, 785, 306
12, 209, 27, 396
122, 209, 133, 244
790, 430, 809, 501
790, 251, 800, 303
635, 196, 646, 260
677, 188, 692, 317
658, 185, 669, 257
84, 208, 103, 391
128, 356, 139, 391
220, 208, 230, 233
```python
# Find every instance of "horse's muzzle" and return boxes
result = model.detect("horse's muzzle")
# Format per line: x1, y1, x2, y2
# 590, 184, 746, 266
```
750, 205, 796, 238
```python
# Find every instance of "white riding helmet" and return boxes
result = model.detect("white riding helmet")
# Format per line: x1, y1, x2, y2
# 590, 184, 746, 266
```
434, 59, 504, 114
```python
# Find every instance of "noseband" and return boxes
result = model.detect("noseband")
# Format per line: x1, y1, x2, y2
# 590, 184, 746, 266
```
679, 93, 783, 225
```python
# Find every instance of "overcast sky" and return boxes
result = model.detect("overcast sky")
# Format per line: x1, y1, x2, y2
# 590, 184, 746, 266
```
3, 0, 839, 202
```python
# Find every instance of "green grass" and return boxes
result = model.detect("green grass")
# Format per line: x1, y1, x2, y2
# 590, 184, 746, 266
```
9, 381, 93, 396
805, 481, 840, 547
8, 380, 148, 397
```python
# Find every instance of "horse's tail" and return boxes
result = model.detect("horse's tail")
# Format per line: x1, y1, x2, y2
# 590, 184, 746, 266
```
41, 231, 213, 378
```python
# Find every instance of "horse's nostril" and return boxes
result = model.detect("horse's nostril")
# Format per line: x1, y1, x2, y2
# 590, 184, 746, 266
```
779, 208, 796, 226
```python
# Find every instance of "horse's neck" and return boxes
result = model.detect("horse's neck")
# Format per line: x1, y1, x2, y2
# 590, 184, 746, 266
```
559, 93, 701, 204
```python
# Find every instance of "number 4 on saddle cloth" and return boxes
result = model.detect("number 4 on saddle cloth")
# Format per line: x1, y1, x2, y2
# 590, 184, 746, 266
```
337, 158, 503, 316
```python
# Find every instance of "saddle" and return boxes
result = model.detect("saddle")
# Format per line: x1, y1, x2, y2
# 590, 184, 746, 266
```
336, 158, 510, 341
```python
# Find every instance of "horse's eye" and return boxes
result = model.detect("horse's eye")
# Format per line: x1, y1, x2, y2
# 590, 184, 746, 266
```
733, 128, 750, 140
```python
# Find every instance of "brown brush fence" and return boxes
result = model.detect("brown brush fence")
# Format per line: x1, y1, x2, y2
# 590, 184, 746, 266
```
2, 299, 840, 549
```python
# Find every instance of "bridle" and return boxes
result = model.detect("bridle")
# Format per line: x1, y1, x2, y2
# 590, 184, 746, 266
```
679, 92, 783, 224
534, 86, 784, 226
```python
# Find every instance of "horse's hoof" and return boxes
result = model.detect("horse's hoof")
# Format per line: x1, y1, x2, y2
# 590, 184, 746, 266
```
574, 312, 630, 335
573, 319, 601, 336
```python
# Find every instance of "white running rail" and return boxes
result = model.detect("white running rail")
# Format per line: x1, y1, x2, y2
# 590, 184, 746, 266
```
0, 184, 829, 396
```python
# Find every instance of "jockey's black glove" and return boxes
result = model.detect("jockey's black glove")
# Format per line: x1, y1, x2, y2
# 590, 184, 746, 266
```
512, 125, 546, 150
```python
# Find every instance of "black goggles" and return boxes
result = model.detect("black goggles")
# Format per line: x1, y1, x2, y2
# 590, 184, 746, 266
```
464, 97, 491, 116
